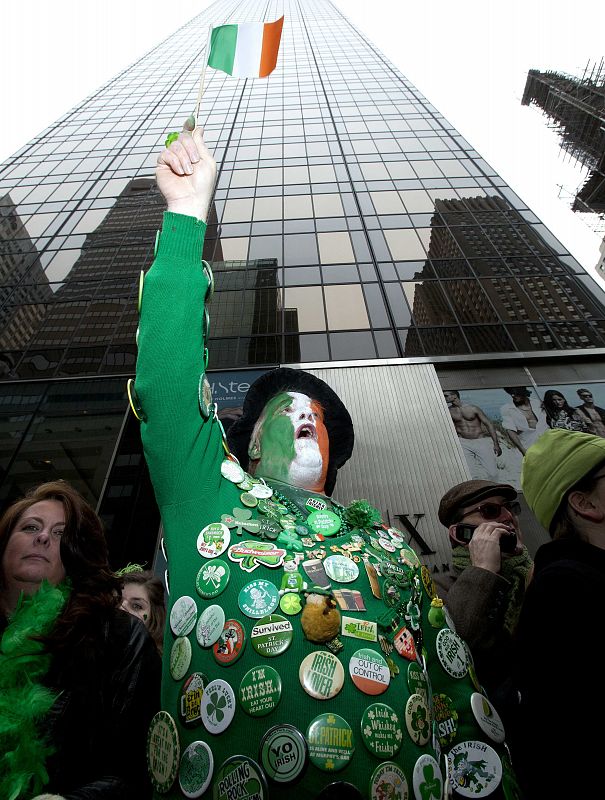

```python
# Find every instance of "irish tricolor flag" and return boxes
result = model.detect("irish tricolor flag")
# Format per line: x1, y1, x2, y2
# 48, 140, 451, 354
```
207, 16, 284, 78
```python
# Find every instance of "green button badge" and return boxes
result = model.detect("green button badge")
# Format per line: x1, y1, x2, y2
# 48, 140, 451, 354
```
238, 579, 280, 618
251, 614, 294, 657
306, 713, 354, 773
196, 559, 230, 599
239, 665, 282, 717
361, 703, 403, 758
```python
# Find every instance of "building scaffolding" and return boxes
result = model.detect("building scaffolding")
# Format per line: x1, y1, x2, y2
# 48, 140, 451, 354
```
522, 61, 605, 226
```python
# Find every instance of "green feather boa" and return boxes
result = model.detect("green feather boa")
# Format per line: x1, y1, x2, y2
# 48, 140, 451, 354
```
0, 581, 70, 800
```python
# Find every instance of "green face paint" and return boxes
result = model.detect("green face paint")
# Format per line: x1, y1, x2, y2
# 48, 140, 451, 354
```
255, 392, 295, 483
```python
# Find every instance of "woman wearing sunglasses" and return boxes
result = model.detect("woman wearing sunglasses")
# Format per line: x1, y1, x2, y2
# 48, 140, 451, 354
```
434, 479, 534, 729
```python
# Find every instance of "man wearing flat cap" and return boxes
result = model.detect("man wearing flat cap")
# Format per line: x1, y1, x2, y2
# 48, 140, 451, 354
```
133, 123, 521, 799
434, 479, 533, 719
512, 429, 605, 799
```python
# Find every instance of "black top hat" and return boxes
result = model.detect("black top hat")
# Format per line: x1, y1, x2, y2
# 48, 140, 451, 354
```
226, 368, 354, 496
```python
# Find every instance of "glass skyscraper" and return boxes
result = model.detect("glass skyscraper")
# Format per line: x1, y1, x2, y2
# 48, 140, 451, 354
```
2, 0, 605, 563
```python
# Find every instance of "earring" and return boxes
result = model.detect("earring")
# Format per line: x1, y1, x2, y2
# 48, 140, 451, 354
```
249, 442, 261, 460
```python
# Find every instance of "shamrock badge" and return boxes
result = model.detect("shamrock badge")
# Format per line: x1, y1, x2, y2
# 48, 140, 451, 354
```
221, 507, 261, 537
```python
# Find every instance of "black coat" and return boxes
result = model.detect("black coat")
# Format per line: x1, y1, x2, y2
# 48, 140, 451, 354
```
512, 538, 605, 799
41, 609, 161, 799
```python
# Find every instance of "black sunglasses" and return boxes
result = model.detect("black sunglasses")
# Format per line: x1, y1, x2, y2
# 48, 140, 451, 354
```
462, 500, 521, 521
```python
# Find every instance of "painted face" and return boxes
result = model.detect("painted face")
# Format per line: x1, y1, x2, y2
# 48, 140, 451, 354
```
251, 391, 329, 492
2, 499, 66, 591
121, 582, 151, 625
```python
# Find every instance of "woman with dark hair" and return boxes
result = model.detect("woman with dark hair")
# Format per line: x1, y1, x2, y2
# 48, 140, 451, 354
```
118, 567, 166, 655
0, 480, 160, 800
542, 389, 588, 432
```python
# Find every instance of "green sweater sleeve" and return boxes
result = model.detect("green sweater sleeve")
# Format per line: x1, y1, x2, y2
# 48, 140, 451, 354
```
135, 211, 222, 509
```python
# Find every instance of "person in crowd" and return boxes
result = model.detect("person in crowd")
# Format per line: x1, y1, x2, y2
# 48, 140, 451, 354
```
434, 480, 533, 722
514, 429, 605, 798
542, 388, 588, 432
131, 121, 521, 799
119, 566, 166, 655
500, 386, 546, 456
575, 387, 605, 437
444, 390, 502, 481
0, 480, 160, 800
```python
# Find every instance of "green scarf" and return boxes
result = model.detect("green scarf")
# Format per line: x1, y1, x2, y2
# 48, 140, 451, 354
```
452, 545, 533, 636
0, 580, 70, 800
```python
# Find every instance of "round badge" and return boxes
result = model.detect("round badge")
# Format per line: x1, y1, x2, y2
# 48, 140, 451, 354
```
197, 523, 230, 558
196, 604, 225, 648
387, 526, 405, 543
199, 376, 213, 420
405, 693, 431, 746
323, 555, 359, 583
196, 559, 230, 599
470, 693, 506, 743
447, 741, 502, 797
221, 459, 246, 484
251, 614, 294, 657
381, 560, 411, 586
361, 703, 403, 758
147, 710, 180, 793
179, 672, 207, 728
170, 595, 198, 637
201, 679, 236, 735
213, 755, 268, 800
379, 537, 396, 553
237, 477, 253, 491
213, 619, 246, 666
307, 713, 354, 772
179, 740, 213, 799
407, 661, 429, 700
250, 482, 273, 499
260, 724, 308, 784
399, 546, 420, 568
240, 492, 258, 508
413, 754, 442, 800
369, 762, 409, 800
238, 579, 280, 618
299, 651, 345, 700
307, 510, 341, 536
279, 592, 302, 615
170, 636, 192, 681
436, 628, 468, 679
433, 693, 458, 747
239, 664, 282, 716
349, 647, 390, 695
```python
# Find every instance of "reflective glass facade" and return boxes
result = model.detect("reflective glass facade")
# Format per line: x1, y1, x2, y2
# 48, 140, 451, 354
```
2, 0, 605, 556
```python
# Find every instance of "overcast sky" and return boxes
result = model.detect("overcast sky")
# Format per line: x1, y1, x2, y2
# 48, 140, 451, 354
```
1, 0, 604, 282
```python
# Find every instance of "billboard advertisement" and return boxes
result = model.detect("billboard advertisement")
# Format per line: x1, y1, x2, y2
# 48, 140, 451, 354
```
442, 382, 605, 490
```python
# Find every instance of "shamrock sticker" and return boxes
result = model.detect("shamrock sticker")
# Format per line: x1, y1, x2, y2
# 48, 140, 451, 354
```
228, 541, 286, 572
221, 507, 261, 537
277, 529, 304, 552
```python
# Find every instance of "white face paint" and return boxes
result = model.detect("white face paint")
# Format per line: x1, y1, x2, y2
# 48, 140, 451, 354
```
285, 392, 326, 489
251, 391, 329, 492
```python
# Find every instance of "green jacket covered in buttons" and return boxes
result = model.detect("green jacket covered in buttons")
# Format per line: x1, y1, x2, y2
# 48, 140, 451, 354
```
135, 212, 518, 799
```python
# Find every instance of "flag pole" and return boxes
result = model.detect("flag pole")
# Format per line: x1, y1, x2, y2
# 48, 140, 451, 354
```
193, 25, 213, 129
